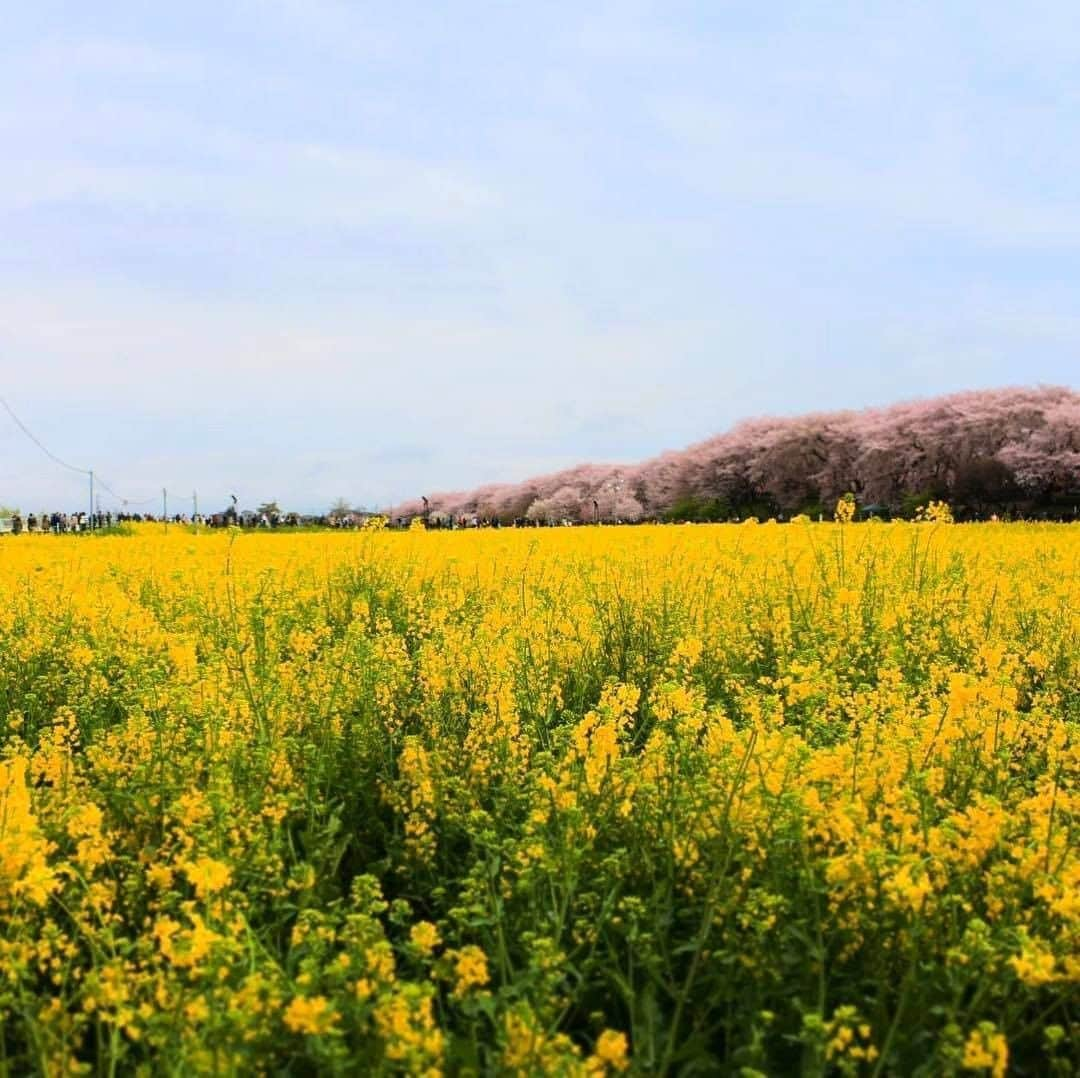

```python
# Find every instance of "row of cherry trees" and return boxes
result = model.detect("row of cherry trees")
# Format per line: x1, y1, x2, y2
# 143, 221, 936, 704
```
395, 386, 1080, 523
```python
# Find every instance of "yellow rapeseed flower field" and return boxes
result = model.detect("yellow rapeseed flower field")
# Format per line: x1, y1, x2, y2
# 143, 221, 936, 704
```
0, 521, 1076, 1074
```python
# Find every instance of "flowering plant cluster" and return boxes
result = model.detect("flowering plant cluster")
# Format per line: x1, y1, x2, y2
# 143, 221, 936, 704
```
0, 521, 1076, 1074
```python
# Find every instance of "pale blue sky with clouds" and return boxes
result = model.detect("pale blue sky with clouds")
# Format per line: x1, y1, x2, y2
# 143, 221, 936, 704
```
1, 2, 1078, 512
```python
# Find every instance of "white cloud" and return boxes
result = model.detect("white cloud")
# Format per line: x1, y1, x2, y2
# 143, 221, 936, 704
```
647, 93, 1080, 250
0, 107, 500, 229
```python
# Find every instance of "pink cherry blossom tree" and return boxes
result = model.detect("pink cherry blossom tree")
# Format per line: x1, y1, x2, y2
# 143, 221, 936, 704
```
392, 387, 1079, 522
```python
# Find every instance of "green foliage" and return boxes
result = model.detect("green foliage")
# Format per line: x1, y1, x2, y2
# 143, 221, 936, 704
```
662, 496, 732, 522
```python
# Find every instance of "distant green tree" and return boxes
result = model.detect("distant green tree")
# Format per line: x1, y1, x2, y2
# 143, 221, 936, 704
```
328, 498, 352, 522
898, 491, 934, 520
662, 496, 733, 523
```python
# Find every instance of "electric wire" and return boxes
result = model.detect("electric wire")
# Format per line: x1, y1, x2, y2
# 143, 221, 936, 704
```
2, 394, 176, 509
0, 395, 90, 475
93, 473, 158, 507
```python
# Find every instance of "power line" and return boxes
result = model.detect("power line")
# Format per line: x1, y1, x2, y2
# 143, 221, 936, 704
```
93, 473, 158, 507
3, 394, 226, 521
1, 394, 173, 516
0, 395, 89, 476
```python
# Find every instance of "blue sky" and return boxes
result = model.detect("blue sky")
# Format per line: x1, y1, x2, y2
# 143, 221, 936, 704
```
1, 2, 1077, 513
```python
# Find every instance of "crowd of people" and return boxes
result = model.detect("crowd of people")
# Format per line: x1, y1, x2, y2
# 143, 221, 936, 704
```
0, 507, 388, 534
0, 510, 178, 534
0, 505, 830, 535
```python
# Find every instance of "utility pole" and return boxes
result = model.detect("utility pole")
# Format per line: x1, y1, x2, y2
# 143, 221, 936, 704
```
89, 470, 94, 532
192, 490, 198, 531
163, 488, 168, 533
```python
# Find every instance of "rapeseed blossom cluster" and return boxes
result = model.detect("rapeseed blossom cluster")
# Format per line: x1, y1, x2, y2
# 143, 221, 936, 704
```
0, 520, 1075, 1073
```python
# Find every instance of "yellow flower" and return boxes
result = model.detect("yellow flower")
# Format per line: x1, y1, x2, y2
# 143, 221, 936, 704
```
593, 1030, 629, 1072
410, 920, 441, 955
834, 494, 856, 523
152, 917, 181, 962
182, 856, 232, 898
66, 802, 103, 838
2, 505, 1079, 1073
962, 1024, 1008, 1077
179, 914, 220, 969
374, 986, 445, 1066
146, 863, 174, 890
449, 945, 489, 997
184, 997, 210, 1023
0, 756, 58, 906
1009, 940, 1058, 986
283, 995, 337, 1036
